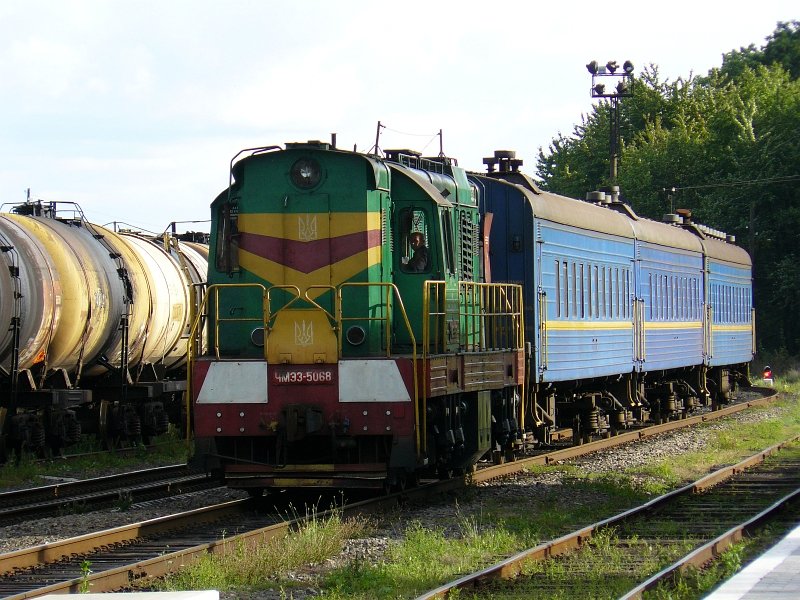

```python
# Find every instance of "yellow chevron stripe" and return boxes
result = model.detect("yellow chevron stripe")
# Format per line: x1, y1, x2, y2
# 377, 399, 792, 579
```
239, 246, 382, 299
239, 212, 382, 241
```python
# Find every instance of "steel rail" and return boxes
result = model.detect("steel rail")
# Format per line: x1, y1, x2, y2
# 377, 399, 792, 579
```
416, 432, 800, 599
619, 486, 800, 599
0, 464, 189, 506
0, 471, 214, 525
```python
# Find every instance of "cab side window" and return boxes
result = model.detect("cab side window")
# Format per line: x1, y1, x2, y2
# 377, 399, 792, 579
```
399, 208, 430, 274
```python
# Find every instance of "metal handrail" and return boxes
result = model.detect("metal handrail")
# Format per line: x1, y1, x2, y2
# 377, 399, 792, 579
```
424, 281, 524, 354
336, 282, 420, 454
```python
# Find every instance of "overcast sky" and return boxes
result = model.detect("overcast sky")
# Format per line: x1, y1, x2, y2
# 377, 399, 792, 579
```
0, 1, 795, 233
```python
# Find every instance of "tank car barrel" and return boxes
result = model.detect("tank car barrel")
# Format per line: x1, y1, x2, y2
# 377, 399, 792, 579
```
0, 205, 208, 458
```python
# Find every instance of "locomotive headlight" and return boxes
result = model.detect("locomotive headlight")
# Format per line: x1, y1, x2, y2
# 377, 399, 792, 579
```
251, 327, 265, 347
345, 325, 366, 346
290, 157, 321, 189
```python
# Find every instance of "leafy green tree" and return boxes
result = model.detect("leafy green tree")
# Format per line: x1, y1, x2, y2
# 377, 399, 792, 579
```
721, 21, 800, 80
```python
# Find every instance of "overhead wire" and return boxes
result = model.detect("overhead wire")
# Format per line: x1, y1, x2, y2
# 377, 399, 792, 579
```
667, 174, 800, 191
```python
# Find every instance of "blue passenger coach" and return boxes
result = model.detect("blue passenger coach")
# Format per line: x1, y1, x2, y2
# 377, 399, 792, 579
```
470, 152, 753, 443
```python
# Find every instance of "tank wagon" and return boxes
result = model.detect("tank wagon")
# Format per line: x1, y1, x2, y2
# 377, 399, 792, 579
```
189, 140, 754, 494
0, 201, 208, 459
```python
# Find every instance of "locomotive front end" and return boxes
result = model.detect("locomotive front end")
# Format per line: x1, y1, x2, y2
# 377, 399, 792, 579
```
191, 142, 418, 491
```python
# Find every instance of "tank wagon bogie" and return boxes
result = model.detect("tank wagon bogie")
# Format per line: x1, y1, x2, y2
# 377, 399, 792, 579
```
0, 201, 208, 458
190, 140, 754, 494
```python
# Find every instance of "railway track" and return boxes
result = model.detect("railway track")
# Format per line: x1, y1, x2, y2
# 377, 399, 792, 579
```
0, 464, 217, 525
418, 435, 800, 599
0, 386, 779, 597
475, 386, 776, 482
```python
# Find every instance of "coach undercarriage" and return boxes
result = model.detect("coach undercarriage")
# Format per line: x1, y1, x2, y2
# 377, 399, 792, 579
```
534, 363, 751, 444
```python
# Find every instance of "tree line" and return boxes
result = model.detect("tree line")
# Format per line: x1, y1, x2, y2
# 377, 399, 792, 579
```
535, 21, 800, 357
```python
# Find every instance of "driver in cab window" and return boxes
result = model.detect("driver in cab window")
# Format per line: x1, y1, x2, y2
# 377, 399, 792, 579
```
404, 231, 428, 272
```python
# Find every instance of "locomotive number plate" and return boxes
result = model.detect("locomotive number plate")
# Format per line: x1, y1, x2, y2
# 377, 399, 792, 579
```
272, 365, 336, 385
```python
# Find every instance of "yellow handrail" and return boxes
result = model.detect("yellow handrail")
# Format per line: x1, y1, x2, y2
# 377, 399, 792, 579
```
336, 282, 420, 455
185, 283, 268, 439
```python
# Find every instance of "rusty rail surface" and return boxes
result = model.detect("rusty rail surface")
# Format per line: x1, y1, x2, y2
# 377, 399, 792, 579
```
417, 432, 800, 599
0, 464, 215, 525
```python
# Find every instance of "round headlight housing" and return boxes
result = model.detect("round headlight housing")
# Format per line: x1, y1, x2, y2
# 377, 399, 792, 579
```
290, 157, 322, 189
345, 325, 366, 346
250, 327, 265, 347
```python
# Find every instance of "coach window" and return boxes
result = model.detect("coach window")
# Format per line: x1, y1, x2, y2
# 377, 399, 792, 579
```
563, 262, 569, 318
555, 261, 561, 318
571, 263, 578, 317
587, 264, 593, 318
600, 267, 606, 318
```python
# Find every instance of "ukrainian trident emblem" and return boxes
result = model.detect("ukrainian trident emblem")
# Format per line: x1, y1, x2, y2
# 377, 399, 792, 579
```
298, 214, 317, 241
295, 320, 314, 346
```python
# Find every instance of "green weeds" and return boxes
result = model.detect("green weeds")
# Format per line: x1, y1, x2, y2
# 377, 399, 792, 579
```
0, 430, 188, 490
156, 507, 365, 595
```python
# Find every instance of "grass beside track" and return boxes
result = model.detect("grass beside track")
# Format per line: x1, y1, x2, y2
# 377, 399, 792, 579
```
153, 379, 800, 599
0, 429, 189, 490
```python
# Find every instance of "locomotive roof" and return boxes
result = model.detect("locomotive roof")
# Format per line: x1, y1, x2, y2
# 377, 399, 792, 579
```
387, 163, 455, 207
